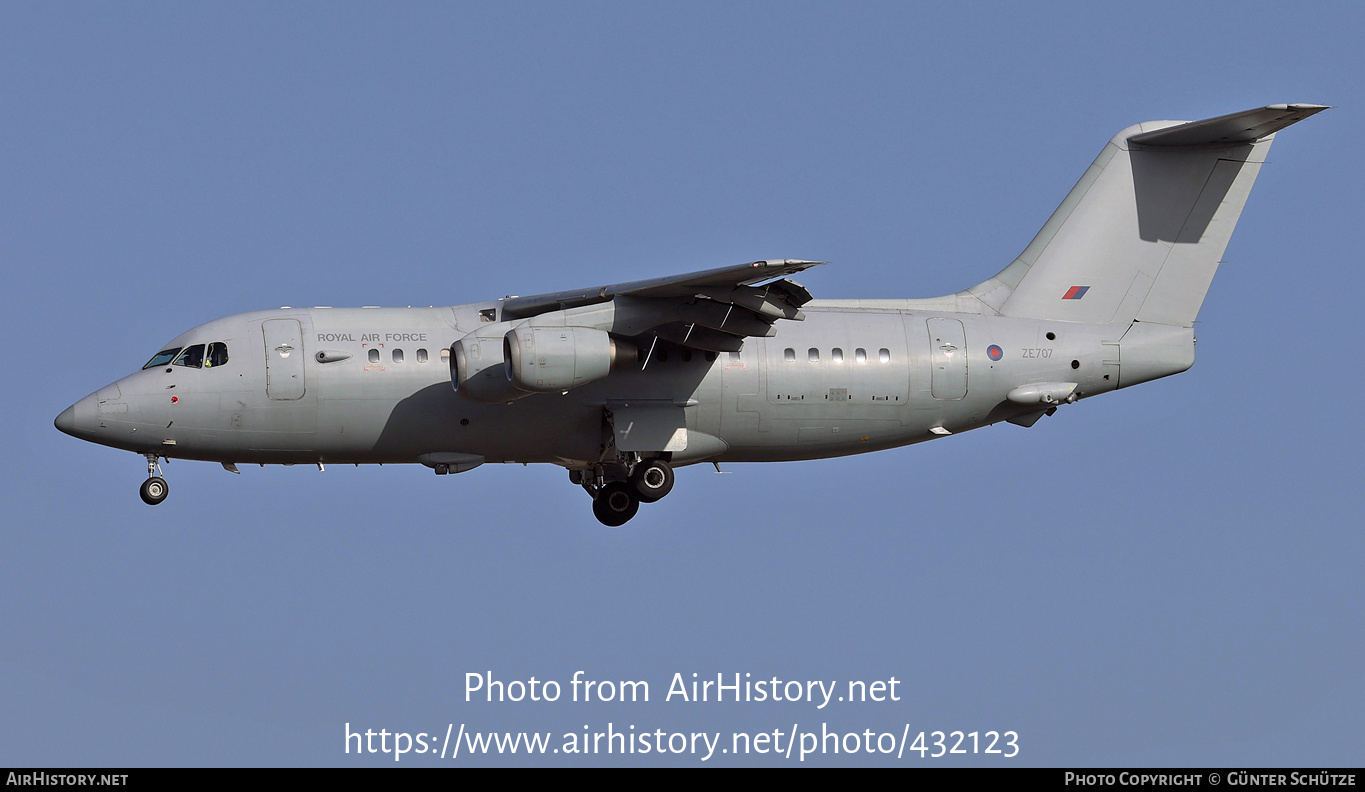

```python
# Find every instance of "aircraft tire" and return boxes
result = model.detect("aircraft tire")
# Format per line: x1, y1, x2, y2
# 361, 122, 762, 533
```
631, 459, 674, 503
592, 482, 639, 526
140, 476, 169, 506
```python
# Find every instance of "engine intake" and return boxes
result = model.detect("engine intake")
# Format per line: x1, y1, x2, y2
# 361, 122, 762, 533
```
451, 330, 526, 403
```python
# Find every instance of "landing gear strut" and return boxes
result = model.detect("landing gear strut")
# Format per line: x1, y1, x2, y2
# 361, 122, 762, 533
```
140, 453, 168, 506
579, 456, 674, 526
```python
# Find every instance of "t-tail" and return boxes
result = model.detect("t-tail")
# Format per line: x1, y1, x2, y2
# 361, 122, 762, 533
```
960, 103, 1328, 328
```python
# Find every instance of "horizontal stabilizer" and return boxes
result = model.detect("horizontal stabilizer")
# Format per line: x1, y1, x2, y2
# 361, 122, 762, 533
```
1129, 104, 1329, 147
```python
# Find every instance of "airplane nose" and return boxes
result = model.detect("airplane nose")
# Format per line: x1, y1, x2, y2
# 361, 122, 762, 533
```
55, 393, 99, 438
55, 404, 78, 436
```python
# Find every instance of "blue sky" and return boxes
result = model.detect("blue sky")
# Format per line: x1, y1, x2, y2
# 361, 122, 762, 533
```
3, 2, 1361, 766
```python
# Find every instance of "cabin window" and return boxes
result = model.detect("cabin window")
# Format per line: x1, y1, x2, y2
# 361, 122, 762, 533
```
206, 342, 229, 367
143, 348, 182, 369
173, 345, 205, 369
855, 348, 867, 363
392, 348, 404, 364
417, 348, 428, 363
879, 348, 891, 363
784, 348, 796, 362
440, 348, 451, 363
808, 348, 819, 363
831, 348, 844, 363
368, 348, 380, 364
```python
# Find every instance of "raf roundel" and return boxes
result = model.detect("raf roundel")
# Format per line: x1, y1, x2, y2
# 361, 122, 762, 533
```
987, 344, 1003, 361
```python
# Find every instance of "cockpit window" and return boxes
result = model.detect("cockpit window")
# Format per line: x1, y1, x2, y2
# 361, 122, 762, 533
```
143, 348, 182, 369
173, 344, 205, 368
206, 342, 229, 368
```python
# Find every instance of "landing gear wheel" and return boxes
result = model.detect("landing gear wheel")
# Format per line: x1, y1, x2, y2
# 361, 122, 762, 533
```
140, 476, 169, 506
631, 458, 674, 503
592, 482, 639, 526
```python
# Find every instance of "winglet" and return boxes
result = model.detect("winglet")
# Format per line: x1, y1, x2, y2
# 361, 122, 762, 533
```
1129, 103, 1329, 147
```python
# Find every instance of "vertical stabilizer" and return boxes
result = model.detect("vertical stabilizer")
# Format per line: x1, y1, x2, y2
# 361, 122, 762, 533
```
961, 104, 1327, 327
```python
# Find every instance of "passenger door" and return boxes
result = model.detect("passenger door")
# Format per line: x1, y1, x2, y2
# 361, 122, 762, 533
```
927, 317, 967, 400
263, 319, 306, 400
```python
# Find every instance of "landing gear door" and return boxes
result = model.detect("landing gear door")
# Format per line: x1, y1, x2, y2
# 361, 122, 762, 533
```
927, 317, 968, 400
607, 402, 687, 453
263, 319, 306, 400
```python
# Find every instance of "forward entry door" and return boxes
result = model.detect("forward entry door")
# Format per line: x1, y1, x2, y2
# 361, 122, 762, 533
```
263, 319, 306, 400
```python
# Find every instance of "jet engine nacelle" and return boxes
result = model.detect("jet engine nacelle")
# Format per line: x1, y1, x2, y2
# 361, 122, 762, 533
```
451, 328, 528, 403
504, 326, 636, 393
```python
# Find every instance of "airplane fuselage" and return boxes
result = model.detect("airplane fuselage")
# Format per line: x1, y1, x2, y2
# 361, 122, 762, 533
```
58, 301, 1189, 469
56, 104, 1322, 523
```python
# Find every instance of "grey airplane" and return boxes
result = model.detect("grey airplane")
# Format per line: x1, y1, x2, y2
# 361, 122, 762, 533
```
56, 104, 1326, 525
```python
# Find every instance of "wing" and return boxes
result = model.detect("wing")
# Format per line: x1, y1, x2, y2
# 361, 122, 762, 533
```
501, 259, 823, 352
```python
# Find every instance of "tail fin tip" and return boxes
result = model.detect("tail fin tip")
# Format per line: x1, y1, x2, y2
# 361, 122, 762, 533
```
973, 103, 1327, 327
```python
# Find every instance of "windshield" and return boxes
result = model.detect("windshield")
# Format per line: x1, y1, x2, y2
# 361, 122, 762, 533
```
142, 348, 182, 369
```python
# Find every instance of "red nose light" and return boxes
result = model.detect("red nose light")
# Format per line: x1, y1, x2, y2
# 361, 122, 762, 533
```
170, 396, 178, 403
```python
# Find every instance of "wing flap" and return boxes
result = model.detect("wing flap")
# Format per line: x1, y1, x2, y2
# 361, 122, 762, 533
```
652, 323, 745, 353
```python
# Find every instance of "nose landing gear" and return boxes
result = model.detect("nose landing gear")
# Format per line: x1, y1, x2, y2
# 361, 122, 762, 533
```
139, 453, 169, 506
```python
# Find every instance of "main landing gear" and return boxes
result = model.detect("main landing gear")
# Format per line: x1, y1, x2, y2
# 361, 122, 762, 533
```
592, 482, 639, 527
574, 456, 675, 526
631, 458, 674, 503
140, 453, 169, 506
